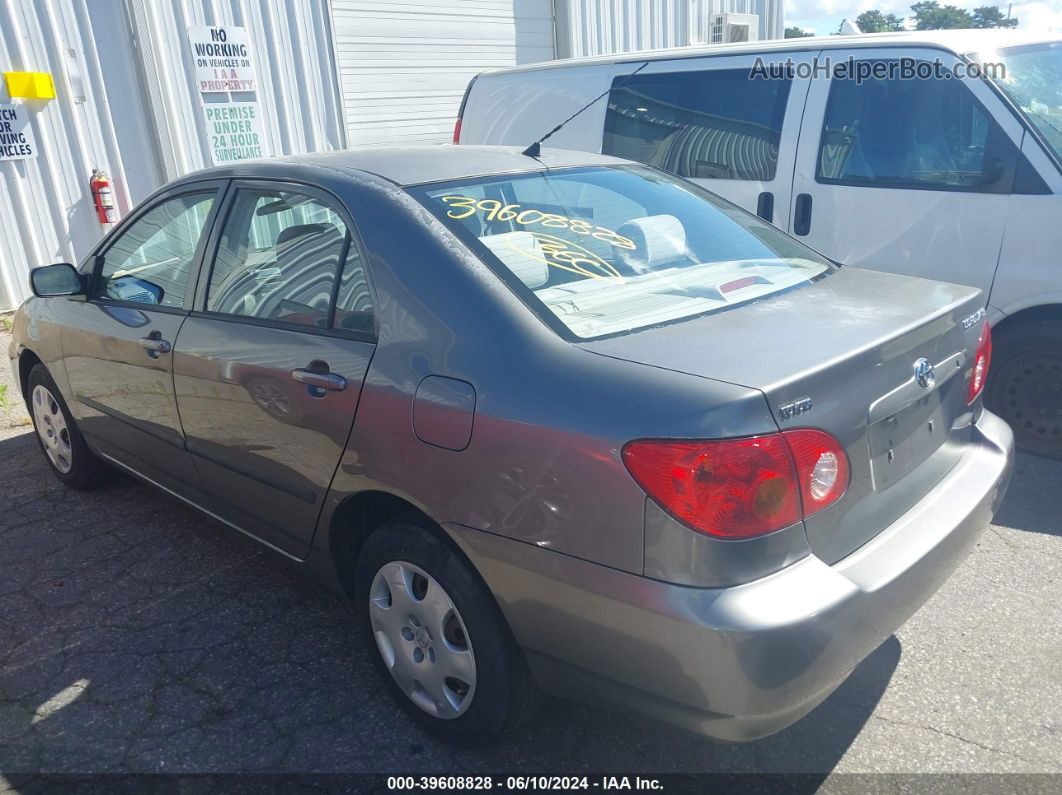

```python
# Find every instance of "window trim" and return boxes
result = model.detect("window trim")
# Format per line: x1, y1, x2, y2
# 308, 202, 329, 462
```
87, 182, 229, 314
601, 66, 793, 183
813, 58, 1018, 195
193, 178, 378, 343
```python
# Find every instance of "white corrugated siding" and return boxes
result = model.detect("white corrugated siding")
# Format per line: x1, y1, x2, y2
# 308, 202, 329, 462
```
332, 0, 555, 145
555, 0, 783, 58
0, 0, 344, 311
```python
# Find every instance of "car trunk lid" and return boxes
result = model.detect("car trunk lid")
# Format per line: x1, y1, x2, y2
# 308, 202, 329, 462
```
580, 267, 985, 564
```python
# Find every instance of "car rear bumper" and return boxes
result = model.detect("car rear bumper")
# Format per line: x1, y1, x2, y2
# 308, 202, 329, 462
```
445, 409, 1013, 741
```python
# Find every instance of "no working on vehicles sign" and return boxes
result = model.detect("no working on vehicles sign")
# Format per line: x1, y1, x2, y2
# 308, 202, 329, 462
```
188, 25, 257, 93
0, 105, 36, 160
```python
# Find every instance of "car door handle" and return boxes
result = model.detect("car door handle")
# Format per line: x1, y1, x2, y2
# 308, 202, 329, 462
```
793, 193, 813, 236
139, 334, 172, 354
291, 368, 346, 391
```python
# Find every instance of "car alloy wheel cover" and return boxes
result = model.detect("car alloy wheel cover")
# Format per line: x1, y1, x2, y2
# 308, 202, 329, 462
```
31, 385, 74, 474
369, 560, 476, 719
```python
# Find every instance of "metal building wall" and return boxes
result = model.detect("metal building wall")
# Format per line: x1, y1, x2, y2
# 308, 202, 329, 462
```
554, 0, 784, 59
0, 0, 345, 311
331, 0, 555, 145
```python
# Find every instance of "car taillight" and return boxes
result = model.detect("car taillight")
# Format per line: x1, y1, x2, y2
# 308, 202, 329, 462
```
453, 117, 462, 144
967, 321, 992, 404
782, 429, 850, 518
622, 430, 848, 540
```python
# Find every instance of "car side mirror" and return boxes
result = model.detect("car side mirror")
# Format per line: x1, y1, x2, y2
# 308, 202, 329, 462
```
30, 263, 84, 298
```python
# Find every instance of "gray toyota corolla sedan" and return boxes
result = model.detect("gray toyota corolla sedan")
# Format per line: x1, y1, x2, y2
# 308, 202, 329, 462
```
8, 146, 1012, 746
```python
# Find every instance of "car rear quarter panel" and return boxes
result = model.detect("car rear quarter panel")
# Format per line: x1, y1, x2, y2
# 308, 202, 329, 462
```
313, 173, 779, 575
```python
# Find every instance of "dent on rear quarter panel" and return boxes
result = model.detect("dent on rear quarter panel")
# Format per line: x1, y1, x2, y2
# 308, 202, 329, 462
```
312, 172, 778, 576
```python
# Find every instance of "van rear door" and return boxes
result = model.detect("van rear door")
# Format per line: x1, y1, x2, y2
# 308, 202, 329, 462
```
788, 45, 1024, 295
599, 51, 820, 231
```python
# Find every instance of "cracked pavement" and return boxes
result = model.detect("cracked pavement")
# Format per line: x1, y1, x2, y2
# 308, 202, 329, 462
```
1, 327, 1060, 778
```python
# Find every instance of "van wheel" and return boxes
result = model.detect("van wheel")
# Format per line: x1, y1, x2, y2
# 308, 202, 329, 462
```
354, 519, 539, 746
986, 320, 1062, 459
26, 364, 114, 489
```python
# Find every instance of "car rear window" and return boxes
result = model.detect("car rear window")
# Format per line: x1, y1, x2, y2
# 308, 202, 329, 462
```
408, 166, 832, 339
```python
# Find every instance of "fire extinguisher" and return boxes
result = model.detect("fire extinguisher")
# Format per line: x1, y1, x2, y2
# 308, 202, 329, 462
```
90, 168, 117, 225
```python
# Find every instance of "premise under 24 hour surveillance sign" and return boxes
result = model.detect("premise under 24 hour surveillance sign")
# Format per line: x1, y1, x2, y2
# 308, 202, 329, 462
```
203, 102, 267, 164
188, 25, 257, 93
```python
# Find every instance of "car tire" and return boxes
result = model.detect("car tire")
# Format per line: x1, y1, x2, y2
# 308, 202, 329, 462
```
986, 319, 1062, 459
355, 518, 540, 746
26, 363, 114, 489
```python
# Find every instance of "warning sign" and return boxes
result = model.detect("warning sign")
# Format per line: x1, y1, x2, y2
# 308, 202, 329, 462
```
0, 104, 36, 160
203, 101, 268, 164
188, 25, 257, 93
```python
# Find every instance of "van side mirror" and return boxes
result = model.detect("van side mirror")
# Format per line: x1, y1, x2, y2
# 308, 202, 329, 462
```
30, 263, 84, 297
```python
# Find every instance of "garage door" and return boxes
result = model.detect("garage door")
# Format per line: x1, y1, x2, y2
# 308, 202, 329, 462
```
331, 0, 555, 145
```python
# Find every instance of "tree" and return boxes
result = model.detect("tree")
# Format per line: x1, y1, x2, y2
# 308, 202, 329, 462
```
910, 1, 975, 29
785, 25, 815, 38
971, 6, 1018, 28
855, 10, 906, 32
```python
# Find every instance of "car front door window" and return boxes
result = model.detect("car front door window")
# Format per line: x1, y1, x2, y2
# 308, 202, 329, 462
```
95, 193, 216, 307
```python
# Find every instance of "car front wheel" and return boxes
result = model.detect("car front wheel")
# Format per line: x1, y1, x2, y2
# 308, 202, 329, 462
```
355, 518, 539, 745
26, 363, 113, 489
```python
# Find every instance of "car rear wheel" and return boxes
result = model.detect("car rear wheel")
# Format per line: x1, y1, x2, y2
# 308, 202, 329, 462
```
986, 319, 1062, 459
27, 364, 114, 489
355, 518, 539, 745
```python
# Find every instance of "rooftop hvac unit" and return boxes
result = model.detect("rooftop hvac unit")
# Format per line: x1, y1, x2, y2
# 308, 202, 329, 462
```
709, 13, 759, 44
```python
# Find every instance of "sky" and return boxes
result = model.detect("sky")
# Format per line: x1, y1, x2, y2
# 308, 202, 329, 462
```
784, 0, 1062, 36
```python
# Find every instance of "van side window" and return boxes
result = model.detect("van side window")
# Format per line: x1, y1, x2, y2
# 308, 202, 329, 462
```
817, 60, 1016, 193
602, 69, 791, 181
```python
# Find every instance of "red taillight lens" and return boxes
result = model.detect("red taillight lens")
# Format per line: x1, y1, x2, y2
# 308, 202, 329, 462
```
967, 321, 992, 404
453, 117, 463, 144
623, 430, 848, 540
622, 436, 800, 539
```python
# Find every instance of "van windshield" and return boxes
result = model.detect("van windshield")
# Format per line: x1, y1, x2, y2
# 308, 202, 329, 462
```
983, 42, 1062, 161
408, 166, 832, 339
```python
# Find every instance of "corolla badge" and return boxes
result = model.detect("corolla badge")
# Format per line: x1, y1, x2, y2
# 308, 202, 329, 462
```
914, 358, 936, 389
779, 396, 813, 419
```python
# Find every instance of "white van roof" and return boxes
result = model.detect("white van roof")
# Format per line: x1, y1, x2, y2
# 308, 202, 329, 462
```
482, 29, 1061, 77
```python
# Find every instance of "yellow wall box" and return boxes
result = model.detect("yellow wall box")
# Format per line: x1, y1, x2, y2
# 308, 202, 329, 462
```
3, 72, 56, 100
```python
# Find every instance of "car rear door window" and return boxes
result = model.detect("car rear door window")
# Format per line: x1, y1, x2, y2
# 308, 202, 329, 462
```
602, 68, 791, 181
817, 60, 1014, 192
95, 192, 216, 307
206, 188, 372, 332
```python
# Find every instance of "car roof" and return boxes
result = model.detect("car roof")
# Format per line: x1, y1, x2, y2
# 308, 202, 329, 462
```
480, 29, 1061, 77
173, 145, 629, 189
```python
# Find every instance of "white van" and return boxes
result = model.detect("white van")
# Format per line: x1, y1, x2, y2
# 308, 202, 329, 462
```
456, 31, 1062, 457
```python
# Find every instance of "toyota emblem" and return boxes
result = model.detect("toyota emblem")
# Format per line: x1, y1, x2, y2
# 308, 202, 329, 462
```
914, 358, 936, 389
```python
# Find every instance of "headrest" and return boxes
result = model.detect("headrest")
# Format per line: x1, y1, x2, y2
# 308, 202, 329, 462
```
616, 214, 687, 270
479, 231, 549, 290
276, 223, 338, 249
